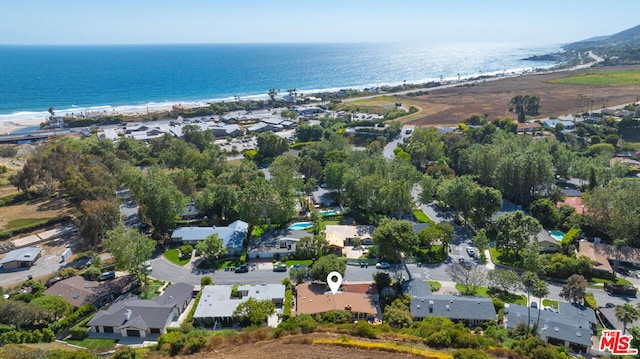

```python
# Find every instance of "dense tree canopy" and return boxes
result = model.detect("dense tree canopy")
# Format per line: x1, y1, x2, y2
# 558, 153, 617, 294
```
373, 219, 418, 261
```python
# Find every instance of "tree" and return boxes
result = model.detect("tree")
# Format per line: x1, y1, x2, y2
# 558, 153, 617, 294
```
508, 95, 540, 122
30, 295, 73, 322
529, 198, 560, 228
233, 298, 275, 326
495, 211, 542, 258
373, 219, 418, 261
488, 269, 523, 293
521, 241, 545, 275
134, 167, 185, 234
257, 132, 289, 158
438, 175, 475, 222
615, 304, 639, 335
521, 271, 538, 337
532, 280, 549, 332
103, 223, 155, 276
0, 300, 48, 330
195, 183, 239, 221
200, 276, 213, 286
239, 177, 294, 232
559, 274, 587, 304
195, 234, 227, 261
383, 300, 413, 329
468, 186, 502, 227
418, 174, 437, 204
309, 254, 346, 282
296, 235, 330, 260
289, 267, 307, 284
112, 346, 139, 359
446, 261, 488, 295
79, 199, 120, 246
473, 229, 490, 252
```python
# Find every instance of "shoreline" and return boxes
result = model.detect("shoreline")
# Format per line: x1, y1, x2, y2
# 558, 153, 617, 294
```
0, 57, 593, 136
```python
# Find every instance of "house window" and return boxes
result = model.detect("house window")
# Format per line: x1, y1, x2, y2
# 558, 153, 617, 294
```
104, 326, 114, 333
150, 328, 161, 334
126, 329, 141, 337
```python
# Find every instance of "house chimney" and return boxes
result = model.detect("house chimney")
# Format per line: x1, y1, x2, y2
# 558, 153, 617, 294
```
124, 309, 132, 322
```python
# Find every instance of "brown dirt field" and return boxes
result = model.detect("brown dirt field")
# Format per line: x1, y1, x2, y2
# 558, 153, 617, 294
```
399, 65, 640, 126
182, 334, 429, 359
0, 196, 70, 230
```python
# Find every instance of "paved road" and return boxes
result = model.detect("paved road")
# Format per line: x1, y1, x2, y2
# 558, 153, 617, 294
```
383, 125, 414, 159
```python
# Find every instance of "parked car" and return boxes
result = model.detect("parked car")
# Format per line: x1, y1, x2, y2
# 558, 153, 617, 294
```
458, 258, 471, 268
99, 271, 116, 281
466, 248, 476, 257
531, 302, 538, 308
273, 264, 288, 272
376, 262, 390, 269
235, 265, 249, 273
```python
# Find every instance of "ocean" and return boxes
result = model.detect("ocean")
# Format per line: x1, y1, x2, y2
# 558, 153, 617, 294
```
0, 43, 560, 123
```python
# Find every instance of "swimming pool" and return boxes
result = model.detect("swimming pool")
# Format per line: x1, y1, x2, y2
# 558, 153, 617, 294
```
319, 210, 339, 216
549, 230, 565, 241
289, 222, 313, 230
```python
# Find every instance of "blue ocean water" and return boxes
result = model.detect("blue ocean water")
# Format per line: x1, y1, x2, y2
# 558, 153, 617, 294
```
0, 43, 560, 121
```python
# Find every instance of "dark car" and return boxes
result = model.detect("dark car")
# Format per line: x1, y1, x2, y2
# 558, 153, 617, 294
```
273, 264, 287, 272
235, 265, 249, 273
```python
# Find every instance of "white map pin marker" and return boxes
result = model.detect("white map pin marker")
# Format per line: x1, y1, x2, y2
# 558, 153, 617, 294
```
327, 271, 342, 295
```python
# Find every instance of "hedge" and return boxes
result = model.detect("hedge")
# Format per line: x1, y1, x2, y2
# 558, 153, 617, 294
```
282, 289, 293, 320
185, 291, 203, 324
69, 313, 96, 339
0, 328, 55, 345
49, 304, 96, 333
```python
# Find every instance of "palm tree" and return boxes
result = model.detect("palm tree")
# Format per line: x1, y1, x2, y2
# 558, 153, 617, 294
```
521, 271, 538, 337
532, 279, 550, 333
615, 304, 639, 335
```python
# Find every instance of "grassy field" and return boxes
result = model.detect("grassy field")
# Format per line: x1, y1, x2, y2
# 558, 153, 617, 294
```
542, 299, 559, 309
550, 69, 640, 86
5, 217, 53, 230
65, 338, 117, 350
283, 259, 313, 267
338, 96, 425, 123
163, 248, 191, 266
590, 276, 633, 285
413, 210, 434, 225
428, 280, 441, 292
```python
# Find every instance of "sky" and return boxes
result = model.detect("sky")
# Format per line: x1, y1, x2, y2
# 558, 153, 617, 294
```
2, 0, 640, 46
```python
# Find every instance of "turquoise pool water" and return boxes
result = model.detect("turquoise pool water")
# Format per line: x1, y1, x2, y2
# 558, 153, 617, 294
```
549, 230, 565, 241
289, 222, 313, 230
319, 210, 338, 216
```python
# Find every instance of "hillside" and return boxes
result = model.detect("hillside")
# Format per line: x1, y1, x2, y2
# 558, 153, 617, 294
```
563, 24, 640, 65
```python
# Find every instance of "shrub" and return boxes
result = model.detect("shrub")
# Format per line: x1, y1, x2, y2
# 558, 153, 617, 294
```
584, 292, 598, 310
49, 305, 96, 333
200, 276, 213, 286
425, 330, 452, 348
354, 321, 376, 339
184, 290, 203, 324
180, 245, 193, 258
492, 298, 505, 312
69, 326, 89, 339
453, 348, 489, 359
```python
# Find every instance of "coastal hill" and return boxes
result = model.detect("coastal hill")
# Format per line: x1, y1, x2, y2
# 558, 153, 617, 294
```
563, 24, 640, 65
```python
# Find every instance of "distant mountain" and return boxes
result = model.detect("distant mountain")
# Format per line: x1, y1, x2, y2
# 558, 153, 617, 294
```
563, 24, 640, 65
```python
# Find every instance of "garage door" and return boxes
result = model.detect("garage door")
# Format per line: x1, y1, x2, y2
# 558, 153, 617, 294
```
126, 329, 140, 337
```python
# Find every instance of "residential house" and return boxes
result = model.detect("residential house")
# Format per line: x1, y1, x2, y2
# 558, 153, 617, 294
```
577, 240, 640, 275
0, 246, 42, 270
542, 119, 576, 131
295, 282, 379, 322
87, 283, 193, 338
504, 303, 595, 354
193, 284, 285, 328
247, 122, 282, 133
535, 230, 561, 253
248, 229, 309, 259
210, 124, 244, 138
403, 279, 496, 326
599, 307, 640, 332
556, 196, 585, 214
516, 122, 541, 134
324, 225, 375, 253
43, 275, 139, 308
171, 220, 248, 255
294, 107, 324, 116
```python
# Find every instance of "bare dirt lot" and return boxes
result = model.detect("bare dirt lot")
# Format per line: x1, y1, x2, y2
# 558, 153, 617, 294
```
399, 65, 640, 126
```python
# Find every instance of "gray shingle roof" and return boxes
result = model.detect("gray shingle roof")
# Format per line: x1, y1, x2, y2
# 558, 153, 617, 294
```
410, 295, 496, 322
0, 246, 41, 264
403, 279, 432, 298
171, 220, 248, 250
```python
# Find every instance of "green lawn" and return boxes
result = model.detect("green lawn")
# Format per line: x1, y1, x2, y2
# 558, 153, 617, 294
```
413, 210, 435, 225
163, 249, 191, 266
324, 219, 342, 226
140, 279, 165, 300
489, 247, 522, 268
590, 276, 633, 285
550, 69, 640, 86
5, 217, 53, 230
416, 246, 446, 264
542, 299, 559, 309
283, 259, 313, 267
65, 338, 118, 350
455, 284, 527, 305
428, 281, 441, 292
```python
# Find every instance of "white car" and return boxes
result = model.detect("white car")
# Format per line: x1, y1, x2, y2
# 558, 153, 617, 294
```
466, 247, 476, 257
376, 262, 390, 269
